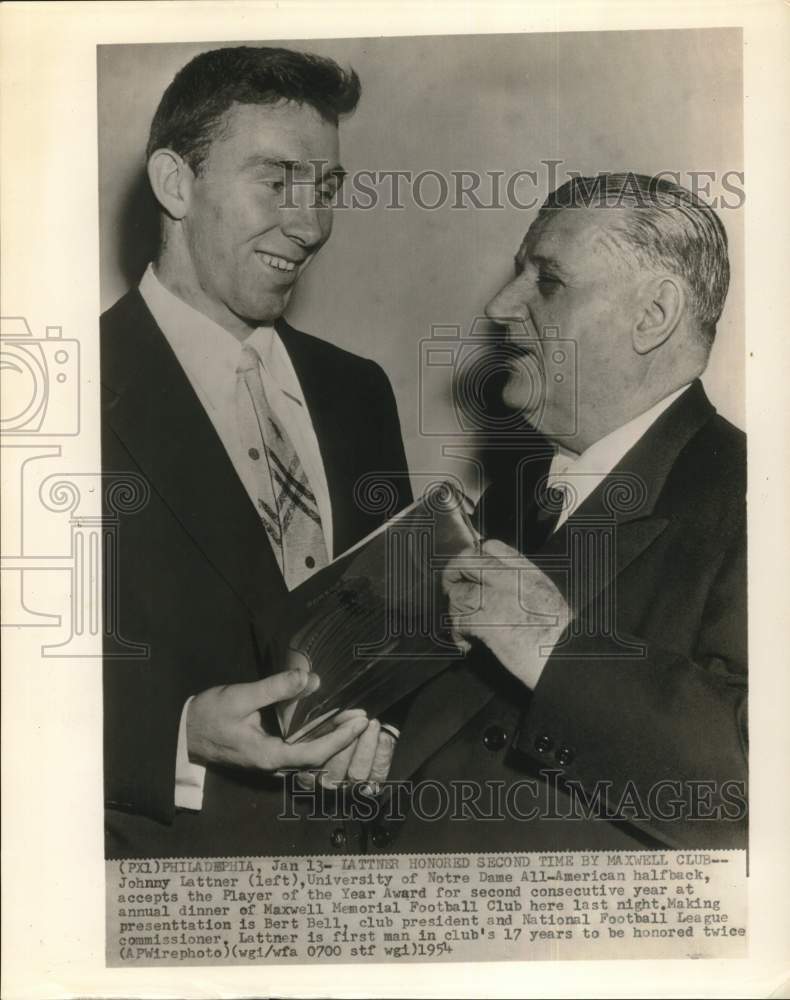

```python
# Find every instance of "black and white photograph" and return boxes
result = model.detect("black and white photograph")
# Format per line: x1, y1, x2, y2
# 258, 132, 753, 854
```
2, 1, 789, 996
99, 31, 746, 860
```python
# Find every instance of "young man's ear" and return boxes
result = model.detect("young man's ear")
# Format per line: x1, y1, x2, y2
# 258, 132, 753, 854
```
147, 148, 193, 221
633, 276, 685, 354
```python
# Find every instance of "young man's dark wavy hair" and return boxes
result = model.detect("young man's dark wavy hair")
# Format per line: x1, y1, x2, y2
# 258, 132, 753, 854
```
146, 45, 361, 173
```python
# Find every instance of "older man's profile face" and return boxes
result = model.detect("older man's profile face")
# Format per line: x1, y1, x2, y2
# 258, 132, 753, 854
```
177, 101, 343, 332
485, 208, 644, 450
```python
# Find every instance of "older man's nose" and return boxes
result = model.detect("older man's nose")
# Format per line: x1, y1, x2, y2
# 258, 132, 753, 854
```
485, 282, 528, 324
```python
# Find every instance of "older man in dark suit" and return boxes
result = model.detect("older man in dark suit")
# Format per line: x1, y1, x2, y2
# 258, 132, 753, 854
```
377, 174, 746, 853
102, 46, 412, 857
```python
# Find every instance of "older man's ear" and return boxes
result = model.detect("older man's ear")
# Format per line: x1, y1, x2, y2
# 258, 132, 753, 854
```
632, 275, 685, 355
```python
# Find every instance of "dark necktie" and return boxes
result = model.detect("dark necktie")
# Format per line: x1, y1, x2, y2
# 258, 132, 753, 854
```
474, 458, 570, 556
526, 480, 566, 553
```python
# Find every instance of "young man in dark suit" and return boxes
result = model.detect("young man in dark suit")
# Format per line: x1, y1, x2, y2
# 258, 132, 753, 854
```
378, 174, 747, 853
101, 46, 412, 857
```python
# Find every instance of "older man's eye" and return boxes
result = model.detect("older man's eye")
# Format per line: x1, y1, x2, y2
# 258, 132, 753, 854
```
314, 185, 336, 205
537, 272, 561, 293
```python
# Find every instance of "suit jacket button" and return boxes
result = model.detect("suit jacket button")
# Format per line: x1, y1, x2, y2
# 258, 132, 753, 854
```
556, 746, 574, 766
305, 555, 316, 568
330, 828, 347, 848
482, 725, 509, 752
534, 734, 553, 754
371, 827, 392, 848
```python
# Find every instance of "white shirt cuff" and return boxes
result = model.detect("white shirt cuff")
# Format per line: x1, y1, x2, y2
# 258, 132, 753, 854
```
175, 695, 206, 810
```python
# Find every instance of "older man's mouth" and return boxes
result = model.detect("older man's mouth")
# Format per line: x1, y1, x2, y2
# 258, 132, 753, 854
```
504, 338, 541, 361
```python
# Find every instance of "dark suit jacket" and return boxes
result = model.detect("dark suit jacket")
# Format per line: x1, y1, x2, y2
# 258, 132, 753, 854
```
101, 289, 412, 857
375, 381, 747, 853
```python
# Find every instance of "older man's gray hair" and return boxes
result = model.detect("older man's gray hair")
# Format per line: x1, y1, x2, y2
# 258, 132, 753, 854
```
535, 172, 730, 346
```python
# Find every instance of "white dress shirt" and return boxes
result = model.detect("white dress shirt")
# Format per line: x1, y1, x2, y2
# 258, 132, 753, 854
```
139, 265, 333, 552
545, 384, 691, 531
138, 265, 333, 809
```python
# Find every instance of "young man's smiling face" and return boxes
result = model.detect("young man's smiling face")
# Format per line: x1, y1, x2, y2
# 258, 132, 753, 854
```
173, 100, 343, 334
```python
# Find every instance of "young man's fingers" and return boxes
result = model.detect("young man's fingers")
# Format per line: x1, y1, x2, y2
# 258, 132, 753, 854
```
295, 734, 360, 791
332, 708, 368, 725
279, 716, 369, 769
318, 740, 357, 788
225, 670, 315, 718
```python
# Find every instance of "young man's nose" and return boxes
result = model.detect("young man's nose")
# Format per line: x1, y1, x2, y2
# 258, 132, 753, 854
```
281, 198, 326, 250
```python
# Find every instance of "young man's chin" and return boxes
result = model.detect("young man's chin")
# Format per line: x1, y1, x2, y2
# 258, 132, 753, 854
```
239, 288, 294, 328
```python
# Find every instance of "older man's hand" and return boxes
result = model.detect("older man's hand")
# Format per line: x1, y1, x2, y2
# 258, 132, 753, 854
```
443, 539, 571, 691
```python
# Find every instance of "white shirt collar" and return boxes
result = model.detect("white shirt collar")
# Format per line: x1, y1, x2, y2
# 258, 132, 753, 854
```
138, 264, 285, 411
550, 384, 691, 480
544, 384, 692, 531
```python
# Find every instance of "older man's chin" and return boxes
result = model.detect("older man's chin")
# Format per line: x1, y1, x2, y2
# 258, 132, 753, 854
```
501, 378, 545, 428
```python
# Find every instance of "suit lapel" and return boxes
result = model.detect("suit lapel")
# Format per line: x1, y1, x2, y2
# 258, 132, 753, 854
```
102, 290, 286, 615
393, 384, 718, 776
536, 381, 715, 615
538, 515, 670, 620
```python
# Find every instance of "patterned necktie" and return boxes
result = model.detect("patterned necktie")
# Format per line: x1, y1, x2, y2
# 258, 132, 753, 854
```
236, 343, 328, 589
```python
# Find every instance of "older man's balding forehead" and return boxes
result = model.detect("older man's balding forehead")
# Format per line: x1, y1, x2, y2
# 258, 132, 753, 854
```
519, 207, 634, 268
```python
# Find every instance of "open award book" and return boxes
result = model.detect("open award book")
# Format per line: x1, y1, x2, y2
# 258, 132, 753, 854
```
274, 481, 480, 743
